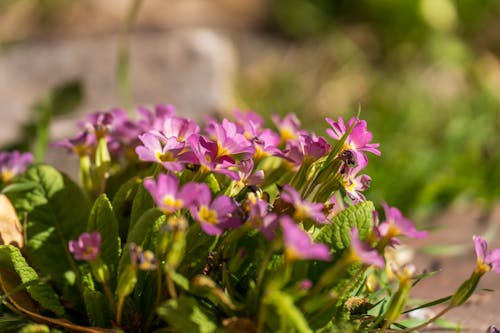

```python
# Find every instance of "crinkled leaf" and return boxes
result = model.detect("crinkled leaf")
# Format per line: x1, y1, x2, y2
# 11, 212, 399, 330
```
0, 245, 63, 316
315, 201, 375, 252
87, 194, 120, 278
83, 289, 111, 328
0, 266, 115, 333
12, 165, 89, 290
157, 295, 218, 333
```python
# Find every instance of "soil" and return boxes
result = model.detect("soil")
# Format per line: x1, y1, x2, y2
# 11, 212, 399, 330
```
407, 202, 500, 332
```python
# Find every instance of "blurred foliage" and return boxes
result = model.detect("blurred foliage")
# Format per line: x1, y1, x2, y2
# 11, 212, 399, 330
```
3, 80, 84, 161
239, 0, 500, 219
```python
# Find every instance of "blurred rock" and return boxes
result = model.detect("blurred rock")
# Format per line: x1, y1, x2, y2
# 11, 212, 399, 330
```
0, 28, 236, 174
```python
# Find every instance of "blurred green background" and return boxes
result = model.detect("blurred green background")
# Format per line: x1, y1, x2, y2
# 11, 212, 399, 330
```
239, 0, 500, 220
1, 0, 499, 221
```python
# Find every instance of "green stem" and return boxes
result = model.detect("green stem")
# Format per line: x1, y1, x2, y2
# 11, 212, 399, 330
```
394, 305, 453, 332
165, 265, 178, 299
116, 295, 125, 326
102, 282, 116, 315
117, 0, 143, 108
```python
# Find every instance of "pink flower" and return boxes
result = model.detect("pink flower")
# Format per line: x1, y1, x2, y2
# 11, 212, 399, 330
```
281, 216, 331, 261
326, 116, 380, 169
135, 133, 187, 172
473, 236, 500, 274
378, 203, 427, 240
350, 228, 384, 268
68, 231, 101, 261
143, 173, 193, 214
281, 184, 326, 223
0, 151, 34, 183
188, 183, 242, 236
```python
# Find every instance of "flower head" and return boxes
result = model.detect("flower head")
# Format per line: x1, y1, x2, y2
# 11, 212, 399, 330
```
326, 116, 380, 169
129, 243, 157, 270
281, 216, 331, 261
341, 165, 371, 204
473, 236, 500, 274
246, 192, 278, 240
0, 151, 34, 183
188, 183, 242, 235
272, 114, 304, 142
280, 184, 326, 223
350, 228, 384, 268
378, 203, 428, 240
206, 119, 255, 158
143, 173, 193, 214
68, 231, 101, 261
135, 133, 188, 172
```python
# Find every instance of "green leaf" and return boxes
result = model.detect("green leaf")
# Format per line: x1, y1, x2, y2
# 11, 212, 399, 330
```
87, 194, 120, 278
129, 183, 154, 232
266, 290, 312, 333
157, 295, 218, 333
13, 164, 90, 293
0, 245, 64, 316
83, 289, 111, 327
111, 177, 142, 243
117, 208, 163, 277
178, 223, 218, 279
1, 182, 38, 194
315, 201, 375, 251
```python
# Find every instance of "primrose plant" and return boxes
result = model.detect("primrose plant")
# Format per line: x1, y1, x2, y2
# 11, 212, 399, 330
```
0, 106, 498, 332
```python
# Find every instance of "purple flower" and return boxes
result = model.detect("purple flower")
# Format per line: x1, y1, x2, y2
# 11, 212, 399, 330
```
80, 111, 115, 139
206, 119, 255, 158
341, 166, 371, 204
0, 151, 34, 183
280, 184, 326, 223
272, 114, 304, 142
281, 216, 331, 261
68, 231, 101, 261
52, 131, 97, 157
298, 133, 331, 162
473, 236, 500, 274
232, 159, 264, 185
350, 228, 384, 268
378, 203, 428, 240
129, 243, 157, 270
136, 104, 176, 132
326, 116, 380, 168
188, 183, 242, 235
246, 192, 278, 240
233, 109, 265, 129
154, 116, 199, 142
188, 135, 236, 175
135, 133, 188, 172
143, 173, 193, 214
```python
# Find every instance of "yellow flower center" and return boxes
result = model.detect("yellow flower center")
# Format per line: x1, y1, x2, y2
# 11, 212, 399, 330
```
1, 170, 15, 183
156, 151, 174, 162
475, 259, 490, 275
281, 128, 297, 142
163, 195, 184, 210
198, 205, 219, 225
294, 203, 311, 220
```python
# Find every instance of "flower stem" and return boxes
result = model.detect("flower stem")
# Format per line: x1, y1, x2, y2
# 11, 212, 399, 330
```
116, 295, 125, 326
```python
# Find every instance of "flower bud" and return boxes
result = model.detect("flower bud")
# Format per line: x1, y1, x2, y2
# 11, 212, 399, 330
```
450, 270, 483, 307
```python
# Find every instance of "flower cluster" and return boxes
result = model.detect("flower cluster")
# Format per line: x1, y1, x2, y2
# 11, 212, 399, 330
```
3, 106, 496, 333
